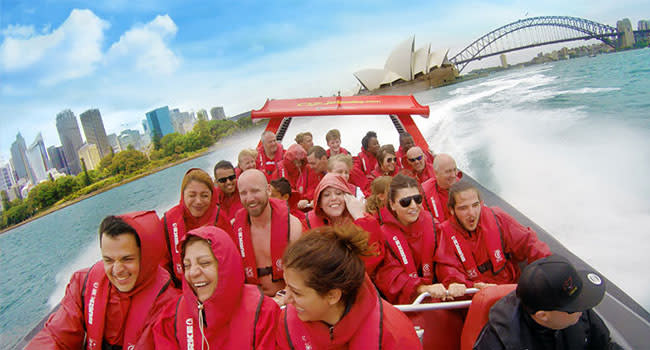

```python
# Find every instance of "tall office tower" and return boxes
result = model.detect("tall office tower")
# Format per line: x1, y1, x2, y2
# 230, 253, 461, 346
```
26, 133, 51, 183
210, 106, 226, 120
170, 108, 196, 134
78, 143, 102, 171
118, 129, 143, 150
145, 106, 174, 139
47, 146, 68, 173
56, 109, 84, 175
0, 163, 15, 193
107, 133, 122, 153
10, 133, 35, 182
80, 109, 111, 159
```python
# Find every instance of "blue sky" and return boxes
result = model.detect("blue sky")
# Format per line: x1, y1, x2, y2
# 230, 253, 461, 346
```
1, 0, 648, 162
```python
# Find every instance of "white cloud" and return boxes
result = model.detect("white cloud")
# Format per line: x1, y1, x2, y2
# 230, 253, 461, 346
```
105, 15, 180, 75
1, 24, 36, 38
0, 9, 109, 85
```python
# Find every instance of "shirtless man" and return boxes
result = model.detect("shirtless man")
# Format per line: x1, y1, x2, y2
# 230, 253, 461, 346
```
233, 169, 303, 300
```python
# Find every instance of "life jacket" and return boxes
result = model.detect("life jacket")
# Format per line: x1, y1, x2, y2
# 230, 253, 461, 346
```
422, 179, 448, 222
83, 211, 171, 350
163, 205, 224, 285
355, 148, 378, 173
256, 143, 284, 178
215, 186, 243, 222
443, 206, 507, 280
282, 277, 382, 350
380, 208, 437, 283
232, 198, 291, 284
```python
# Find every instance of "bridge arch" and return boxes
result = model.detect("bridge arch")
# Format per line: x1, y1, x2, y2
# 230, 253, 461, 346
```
449, 16, 619, 72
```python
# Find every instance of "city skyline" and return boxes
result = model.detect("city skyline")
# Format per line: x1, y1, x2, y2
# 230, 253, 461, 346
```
2, 0, 649, 161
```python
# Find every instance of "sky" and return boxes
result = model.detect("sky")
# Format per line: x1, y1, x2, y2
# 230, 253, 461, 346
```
1, 0, 648, 162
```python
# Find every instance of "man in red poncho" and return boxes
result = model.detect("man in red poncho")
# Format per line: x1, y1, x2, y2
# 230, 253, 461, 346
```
256, 130, 285, 180
27, 212, 179, 350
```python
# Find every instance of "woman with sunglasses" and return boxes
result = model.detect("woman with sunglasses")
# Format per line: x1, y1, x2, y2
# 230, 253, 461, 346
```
277, 225, 422, 350
374, 173, 469, 349
303, 173, 385, 275
370, 145, 399, 181
162, 168, 231, 287
154, 226, 279, 349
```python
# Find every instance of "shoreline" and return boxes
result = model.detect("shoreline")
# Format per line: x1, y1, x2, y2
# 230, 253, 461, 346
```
0, 147, 214, 236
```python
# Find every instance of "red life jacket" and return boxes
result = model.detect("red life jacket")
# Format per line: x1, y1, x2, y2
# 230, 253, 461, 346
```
256, 143, 284, 178
422, 179, 448, 222
442, 206, 507, 280
232, 198, 290, 284
215, 186, 243, 221
282, 277, 382, 350
83, 211, 172, 350
163, 205, 226, 284
355, 148, 378, 173
380, 208, 437, 283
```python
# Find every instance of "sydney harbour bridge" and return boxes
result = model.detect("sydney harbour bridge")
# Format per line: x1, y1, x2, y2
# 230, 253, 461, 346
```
449, 15, 648, 72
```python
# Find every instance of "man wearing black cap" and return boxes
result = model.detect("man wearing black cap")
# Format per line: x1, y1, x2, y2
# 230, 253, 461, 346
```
474, 255, 621, 349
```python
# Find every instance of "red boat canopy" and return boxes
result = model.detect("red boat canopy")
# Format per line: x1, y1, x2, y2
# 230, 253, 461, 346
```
251, 95, 429, 119
251, 95, 432, 151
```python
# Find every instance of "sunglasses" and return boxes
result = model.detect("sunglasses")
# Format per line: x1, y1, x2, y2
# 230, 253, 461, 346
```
408, 155, 423, 162
398, 194, 423, 208
216, 174, 236, 183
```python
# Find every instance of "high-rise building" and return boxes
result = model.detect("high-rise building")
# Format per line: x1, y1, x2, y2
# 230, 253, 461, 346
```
10, 133, 34, 182
78, 143, 102, 171
26, 133, 51, 183
107, 133, 122, 153
80, 109, 111, 159
56, 109, 84, 175
47, 146, 68, 173
170, 108, 196, 134
118, 129, 143, 150
210, 106, 226, 120
145, 106, 174, 139
0, 163, 15, 193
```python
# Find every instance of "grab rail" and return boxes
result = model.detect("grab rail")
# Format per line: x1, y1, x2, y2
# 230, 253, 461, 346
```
395, 288, 479, 312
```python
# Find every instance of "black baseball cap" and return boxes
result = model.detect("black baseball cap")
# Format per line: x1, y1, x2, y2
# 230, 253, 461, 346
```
516, 255, 606, 313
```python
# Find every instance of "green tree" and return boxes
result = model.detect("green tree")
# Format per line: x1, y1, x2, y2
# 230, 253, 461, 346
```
152, 130, 162, 151
236, 115, 253, 129
99, 152, 114, 172
80, 158, 92, 187
160, 132, 184, 156
29, 181, 59, 209
109, 148, 149, 175
54, 176, 79, 198
4, 200, 34, 226
1, 190, 10, 212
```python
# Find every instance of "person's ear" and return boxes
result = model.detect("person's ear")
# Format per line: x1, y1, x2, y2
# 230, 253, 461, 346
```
281, 194, 290, 201
326, 288, 342, 306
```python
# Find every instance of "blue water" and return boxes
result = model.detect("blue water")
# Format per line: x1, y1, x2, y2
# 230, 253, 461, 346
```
1, 48, 649, 349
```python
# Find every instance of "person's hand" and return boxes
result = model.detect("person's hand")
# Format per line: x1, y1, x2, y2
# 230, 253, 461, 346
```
344, 194, 365, 220
447, 283, 467, 299
273, 289, 288, 307
297, 200, 311, 210
474, 282, 497, 290
417, 283, 447, 300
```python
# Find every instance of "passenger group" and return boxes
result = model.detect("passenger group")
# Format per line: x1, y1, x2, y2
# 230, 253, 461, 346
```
27, 128, 620, 350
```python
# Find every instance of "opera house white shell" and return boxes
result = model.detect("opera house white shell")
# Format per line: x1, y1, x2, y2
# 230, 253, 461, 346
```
354, 36, 453, 91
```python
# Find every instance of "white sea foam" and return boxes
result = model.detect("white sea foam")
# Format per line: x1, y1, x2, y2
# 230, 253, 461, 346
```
48, 240, 101, 309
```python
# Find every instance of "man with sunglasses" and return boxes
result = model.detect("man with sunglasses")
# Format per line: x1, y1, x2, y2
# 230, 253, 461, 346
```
435, 181, 551, 291
213, 160, 243, 223
404, 146, 436, 183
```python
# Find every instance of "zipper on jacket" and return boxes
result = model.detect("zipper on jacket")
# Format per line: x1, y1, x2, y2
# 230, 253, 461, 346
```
329, 325, 334, 340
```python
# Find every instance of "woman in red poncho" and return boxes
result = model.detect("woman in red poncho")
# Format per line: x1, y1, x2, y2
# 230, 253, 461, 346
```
161, 168, 231, 286
276, 225, 421, 350
154, 225, 279, 350
303, 173, 384, 275
369, 145, 399, 181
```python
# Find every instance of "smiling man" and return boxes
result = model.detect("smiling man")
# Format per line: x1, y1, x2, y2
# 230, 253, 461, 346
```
232, 169, 303, 299
213, 160, 243, 223
435, 181, 551, 290
27, 212, 179, 350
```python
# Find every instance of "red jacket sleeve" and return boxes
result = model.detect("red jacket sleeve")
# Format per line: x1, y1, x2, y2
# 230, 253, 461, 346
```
136, 280, 181, 350
381, 301, 423, 350
372, 244, 426, 304
275, 309, 291, 350
255, 296, 281, 350
152, 299, 182, 350
494, 207, 551, 263
353, 215, 385, 277
25, 269, 89, 350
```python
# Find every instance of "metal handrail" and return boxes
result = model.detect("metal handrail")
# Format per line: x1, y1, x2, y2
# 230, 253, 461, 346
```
396, 288, 480, 313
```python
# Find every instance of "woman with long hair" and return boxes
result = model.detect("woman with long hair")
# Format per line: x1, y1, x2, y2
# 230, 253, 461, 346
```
277, 225, 421, 350
364, 176, 392, 222
303, 173, 384, 275
162, 168, 230, 286
154, 226, 279, 349
370, 145, 399, 180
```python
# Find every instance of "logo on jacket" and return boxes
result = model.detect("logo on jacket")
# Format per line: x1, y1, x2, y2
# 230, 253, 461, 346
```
87, 339, 97, 350
467, 268, 479, 279
494, 249, 503, 263
87, 282, 99, 325
276, 259, 283, 271
451, 236, 466, 262
237, 227, 246, 258
186, 318, 194, 350
301, 335, 312, 350
393, 236, 409, 265
173, 223, 179, 253
245, 267, 254, 278
423, 264, 431, 274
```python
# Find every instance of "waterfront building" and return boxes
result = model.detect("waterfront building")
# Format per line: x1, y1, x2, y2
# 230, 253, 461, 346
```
107, 133, 122, 153
47, 146, 68, 173
26, 133, 51, 183
210, 106, 226, 120
145, 106, 174, 139
78, 143, 101, 171
196, 109, 209, 121
80, 109, 111, 159
118, 129, 143, 151
170, 108, 196, 134
56, 110, 84, 175
10, 133, 34, 182
617, 18, 635, 48
500, 54, 508, 68
0, 163, 15, 193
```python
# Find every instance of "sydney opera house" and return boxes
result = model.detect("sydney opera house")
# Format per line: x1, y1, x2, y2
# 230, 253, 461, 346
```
354, 36, 458, 94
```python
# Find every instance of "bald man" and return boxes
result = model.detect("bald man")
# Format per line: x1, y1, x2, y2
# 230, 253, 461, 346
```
232, 169, 303, 300
256, 131, 285, 180
422, 153, 461, 223
405, 146, 436, 183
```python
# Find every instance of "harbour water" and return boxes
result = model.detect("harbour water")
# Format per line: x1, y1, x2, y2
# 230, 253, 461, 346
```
1, 48, 649, 349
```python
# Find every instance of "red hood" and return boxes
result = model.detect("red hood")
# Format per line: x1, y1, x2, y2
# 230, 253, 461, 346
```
179, 225, 244, 329
313, 173, 353, 219
380, 206, 425, 241
118, 210, 168, 296
180, 169, 218, 231
284, 143, 307, 162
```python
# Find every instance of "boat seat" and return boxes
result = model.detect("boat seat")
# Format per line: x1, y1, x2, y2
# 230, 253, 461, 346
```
460, 284, 517, 350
